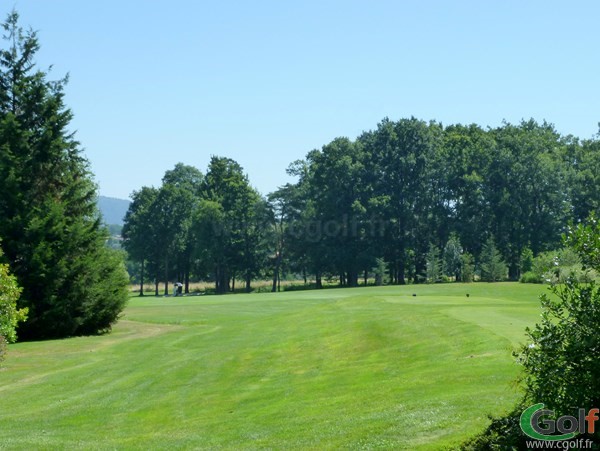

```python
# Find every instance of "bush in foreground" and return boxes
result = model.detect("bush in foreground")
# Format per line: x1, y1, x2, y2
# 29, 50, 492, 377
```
0, 243, 27, 363
464, 214, 600, 447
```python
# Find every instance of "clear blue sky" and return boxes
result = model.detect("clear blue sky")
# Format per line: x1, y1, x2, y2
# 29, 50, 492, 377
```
10, 1, 600, 200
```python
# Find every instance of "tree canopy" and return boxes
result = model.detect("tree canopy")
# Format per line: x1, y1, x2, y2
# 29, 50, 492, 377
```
124, 117, 600, 293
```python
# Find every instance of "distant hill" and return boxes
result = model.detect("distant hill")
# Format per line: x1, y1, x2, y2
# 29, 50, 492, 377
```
98, 196, 131, 225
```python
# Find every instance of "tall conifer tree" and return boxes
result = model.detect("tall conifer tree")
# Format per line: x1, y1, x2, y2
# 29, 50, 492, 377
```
0, 12, 128, 339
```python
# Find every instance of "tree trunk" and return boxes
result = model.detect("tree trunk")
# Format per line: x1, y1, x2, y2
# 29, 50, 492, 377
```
272, 266, 278, 292
216, 266, 229, 294
139, 260, 145, 296
272, 252, 282, 292
348, 271, 358, 287
215, 268, 219, 293
185, 269, 190, 294
164, 256, 169, 296
245, 273, 251, 293
364, 269, 368, 286
399, 264, 406, 285
316, 271, 322, 289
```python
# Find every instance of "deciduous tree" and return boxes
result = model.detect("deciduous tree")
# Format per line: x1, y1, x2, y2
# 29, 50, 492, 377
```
122, 187, 159, 295
0, 244, 27, 348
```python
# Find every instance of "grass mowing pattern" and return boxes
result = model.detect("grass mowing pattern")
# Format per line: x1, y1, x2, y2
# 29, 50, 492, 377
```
0, 283, 546, 449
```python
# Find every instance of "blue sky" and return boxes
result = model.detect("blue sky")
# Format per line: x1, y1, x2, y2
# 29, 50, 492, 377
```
10, 1, 600, 199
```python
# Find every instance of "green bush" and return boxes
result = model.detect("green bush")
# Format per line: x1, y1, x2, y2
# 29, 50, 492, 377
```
0, 247, 27, 344
519, 271, 542, 284
518, 218, 600, 422
517, 277, 600, 445
524, 247, 598, 284
531, 251, 555, 281
464, 214, 600, 447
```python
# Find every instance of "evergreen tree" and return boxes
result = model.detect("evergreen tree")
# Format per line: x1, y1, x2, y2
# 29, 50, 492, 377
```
425, 243, 443, 283
460, 252, 475, 282
373, 257, 387, 286
0, 12, 128, 339
519, 247, 534, 274
443, 233, 463, 281
479, 237, 507, 282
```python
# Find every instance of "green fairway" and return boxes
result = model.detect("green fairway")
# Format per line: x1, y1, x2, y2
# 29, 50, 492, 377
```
0, 283, 548, 449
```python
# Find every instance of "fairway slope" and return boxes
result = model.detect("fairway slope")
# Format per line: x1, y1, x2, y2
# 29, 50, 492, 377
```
0, 283, 545, 449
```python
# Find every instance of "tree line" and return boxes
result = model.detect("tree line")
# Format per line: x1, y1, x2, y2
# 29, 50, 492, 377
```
123, 117, 600, 294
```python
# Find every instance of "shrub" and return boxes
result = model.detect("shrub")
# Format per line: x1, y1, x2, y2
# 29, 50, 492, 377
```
0, 244, 27, 365
525, 248, 597, 284
531, 251, 555, 281
464, 214, 600, 447
0, 247, 27, 344
516, 277, 600, 445
518, 216, 600, 420
519, 271, 542, 284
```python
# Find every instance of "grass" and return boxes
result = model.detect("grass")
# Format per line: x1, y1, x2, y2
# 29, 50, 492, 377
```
0, 283, 549, 449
